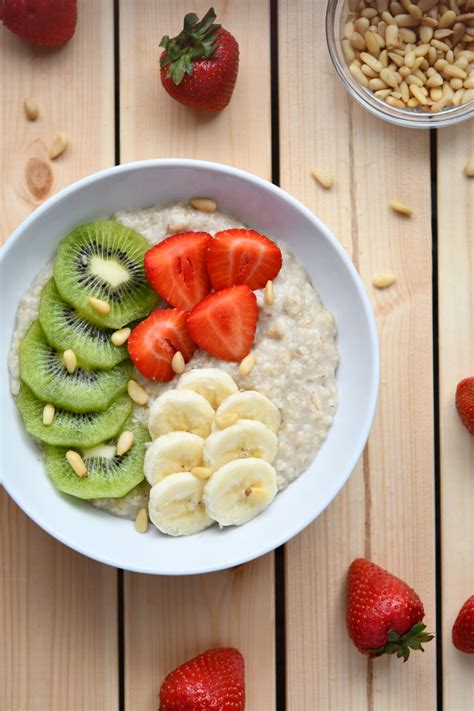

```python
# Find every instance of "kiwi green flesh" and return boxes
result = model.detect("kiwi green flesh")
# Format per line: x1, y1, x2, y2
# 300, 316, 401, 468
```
53, 220, 156, 329
39, 279, 129, 369
16, 383, 133, 448
19, 321, 133, 413
45, 417, 148, 499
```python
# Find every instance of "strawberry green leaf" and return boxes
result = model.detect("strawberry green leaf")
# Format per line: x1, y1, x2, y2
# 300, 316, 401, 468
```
371, 622, 434, 662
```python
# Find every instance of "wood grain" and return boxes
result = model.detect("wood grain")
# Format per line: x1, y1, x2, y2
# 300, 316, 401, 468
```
279, 1, 436, 708
118, 2, 275, 709
0, 2, 118, 709
438, 121, 474, 711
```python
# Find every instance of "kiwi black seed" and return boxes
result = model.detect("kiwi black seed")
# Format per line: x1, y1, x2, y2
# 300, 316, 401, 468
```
16, 383, 133, 448
45, 417, 149, 499
19, 321, 133, 413
53, 220, 156, 329
39, 279, 129, 369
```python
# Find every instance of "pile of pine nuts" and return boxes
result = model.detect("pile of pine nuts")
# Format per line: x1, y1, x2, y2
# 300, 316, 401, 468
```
342, 0, 474, 112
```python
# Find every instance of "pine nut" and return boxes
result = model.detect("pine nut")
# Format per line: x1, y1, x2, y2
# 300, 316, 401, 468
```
49, 132, 68, 160
239, 354, 256, 375
381, 67, 400, 87
111, 327, 131, 346
379, 49, 389, 66
365, 30, 382, 55
427, 72, 444, 86
462, 88, 474, 103
372, 273, 397, 288
386, 96, 406, 107
419, 0, 438, 11
421, 17, 439, 28
408, 3, 422, 19
405, 50, 416, 66
439, 10, 457, 28
434, 28, 455, 39
171, 350, 185, 375
382, 11, 397, 25
362, 64, 379, 78
389, 50, 405, 66
430, 86, 444, 100
351, 32, 367, 50
350, 62, 370, 85
395, 14, 419, 27
355, 17, 370, 33
116, 430, 134, 456
415, 43, 431, 56
215, 412, 239, 429
464, 76, 474, 88
399, 28, 417, 43
311, 166, 334, 189
370, 78, 390, 89
450, 77, 464, 89
410, 83, 429, 103
24, 98, 39, 121
386, 24, 401, 46
127, 379, 149, 405
66, 450, 88, 478
191, 466, 212, 480
88, 296, 111, 315
134, 507, 149, 533
453, 88, 465, 104
389, 198, 413, 216
343, 38, 356, 62
42, 403, 55, 426
431, 39, 451, 51
190, 198, 217, 213
464, 160, 474, 177
432, 96, 450, 110
444, 63, 467, 78
344, 21, 355, 38
264, 280, 275, 306
374, 88, 393, 98
377, 0, 389, 13
63, 349, 77, 374
420, 25, 434, 42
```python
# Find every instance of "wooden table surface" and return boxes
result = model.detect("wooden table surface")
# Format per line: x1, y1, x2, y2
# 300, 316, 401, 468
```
1, 1, 473, 709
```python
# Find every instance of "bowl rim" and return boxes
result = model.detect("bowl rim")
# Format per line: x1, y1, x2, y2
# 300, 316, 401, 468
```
0, 158, 380, 574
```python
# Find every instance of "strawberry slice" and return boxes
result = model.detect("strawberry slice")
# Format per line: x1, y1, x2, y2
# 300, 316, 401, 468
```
128, 309, 196, 381
144, 232, 212, 310
207, 229, 282, 291
187, 286, 258, 362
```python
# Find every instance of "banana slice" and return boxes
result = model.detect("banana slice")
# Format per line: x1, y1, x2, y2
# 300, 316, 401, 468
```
148, 390, 215, 439
203, 419, 278, 472
148, 472, 213, 536
144, 432, 205, 485
204, 458, 277, 526
214, 390, 281, 434
177, 368, 238, 408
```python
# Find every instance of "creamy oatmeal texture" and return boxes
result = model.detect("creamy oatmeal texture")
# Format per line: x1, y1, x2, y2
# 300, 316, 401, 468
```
9, 201, 338, 518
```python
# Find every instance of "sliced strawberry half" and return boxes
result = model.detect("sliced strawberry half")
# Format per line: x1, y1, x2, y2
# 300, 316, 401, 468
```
207, 228, 282, 291
144, 231, 212, 310
128, 309, 196, 381
187, 286, 258, 362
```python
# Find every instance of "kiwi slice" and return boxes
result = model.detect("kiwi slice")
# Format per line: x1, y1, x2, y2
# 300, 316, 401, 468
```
45, 417, 148, 499
53, 220, 156, 329
16, 383, 133, 448
39, 279, 129, 369
20, 321, 133, 413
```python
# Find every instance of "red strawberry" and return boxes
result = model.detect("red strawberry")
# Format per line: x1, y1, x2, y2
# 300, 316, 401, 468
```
127, 309, 196, 382
159, 647, 245, 711
144, 232, 212, 311
207, 229, 283, 291
187, 286, 258, 362
159, 8, 239, 112
455, 377, 474, 435
346, 558, 434, 661
452, 595, 474, 653
1, 0, 77, 48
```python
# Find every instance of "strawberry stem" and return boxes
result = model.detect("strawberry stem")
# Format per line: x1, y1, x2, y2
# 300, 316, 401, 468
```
159, 7, 221, 85
371, 622, 434, 662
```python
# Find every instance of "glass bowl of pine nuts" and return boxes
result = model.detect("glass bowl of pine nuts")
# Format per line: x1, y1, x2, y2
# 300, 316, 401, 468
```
326, 0, 474, 127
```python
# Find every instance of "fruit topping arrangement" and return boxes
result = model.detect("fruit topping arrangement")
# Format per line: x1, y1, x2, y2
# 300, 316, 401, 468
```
145, 368, 281, 536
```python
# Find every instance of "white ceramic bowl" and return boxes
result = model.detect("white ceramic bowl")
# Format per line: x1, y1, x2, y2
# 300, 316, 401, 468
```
0, 159, 379, 575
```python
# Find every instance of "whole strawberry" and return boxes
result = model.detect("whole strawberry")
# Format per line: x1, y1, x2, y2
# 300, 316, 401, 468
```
0, 0, 77, 48
159, 7, 239, 112
452, 595, 474, 653
159, 647, 245, 710
455, 377, 474, 435
346, 558, 434, 661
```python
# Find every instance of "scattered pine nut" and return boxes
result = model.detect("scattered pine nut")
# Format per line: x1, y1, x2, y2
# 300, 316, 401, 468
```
171, 350, 185, 375
311, 167, 334, 189
49, 132, 68, 160
465, 160, 474, 177
63, 349, 77, 374
239, 354, 256, 376
24, 98, 39, 121
134, 507, 149, 533
127, 379, 149, 405
88, 296, 111, 315
389, 198, 413, 216
372, 273, 397, 288
191, 466, 212, 480
190, 198, 217, 212
66, 450, 88, 478
264, 280, 275, 306
116, 430, 134, 456
42, 403, 55, 426
215, 412, 239, 429
111, 327, 131, 346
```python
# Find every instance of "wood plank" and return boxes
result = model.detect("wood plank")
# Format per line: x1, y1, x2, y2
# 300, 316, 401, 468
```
438, 121, 474, 711
119, 2, 275, 709
0, 2, 118, 709
279, 1, 436, 708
